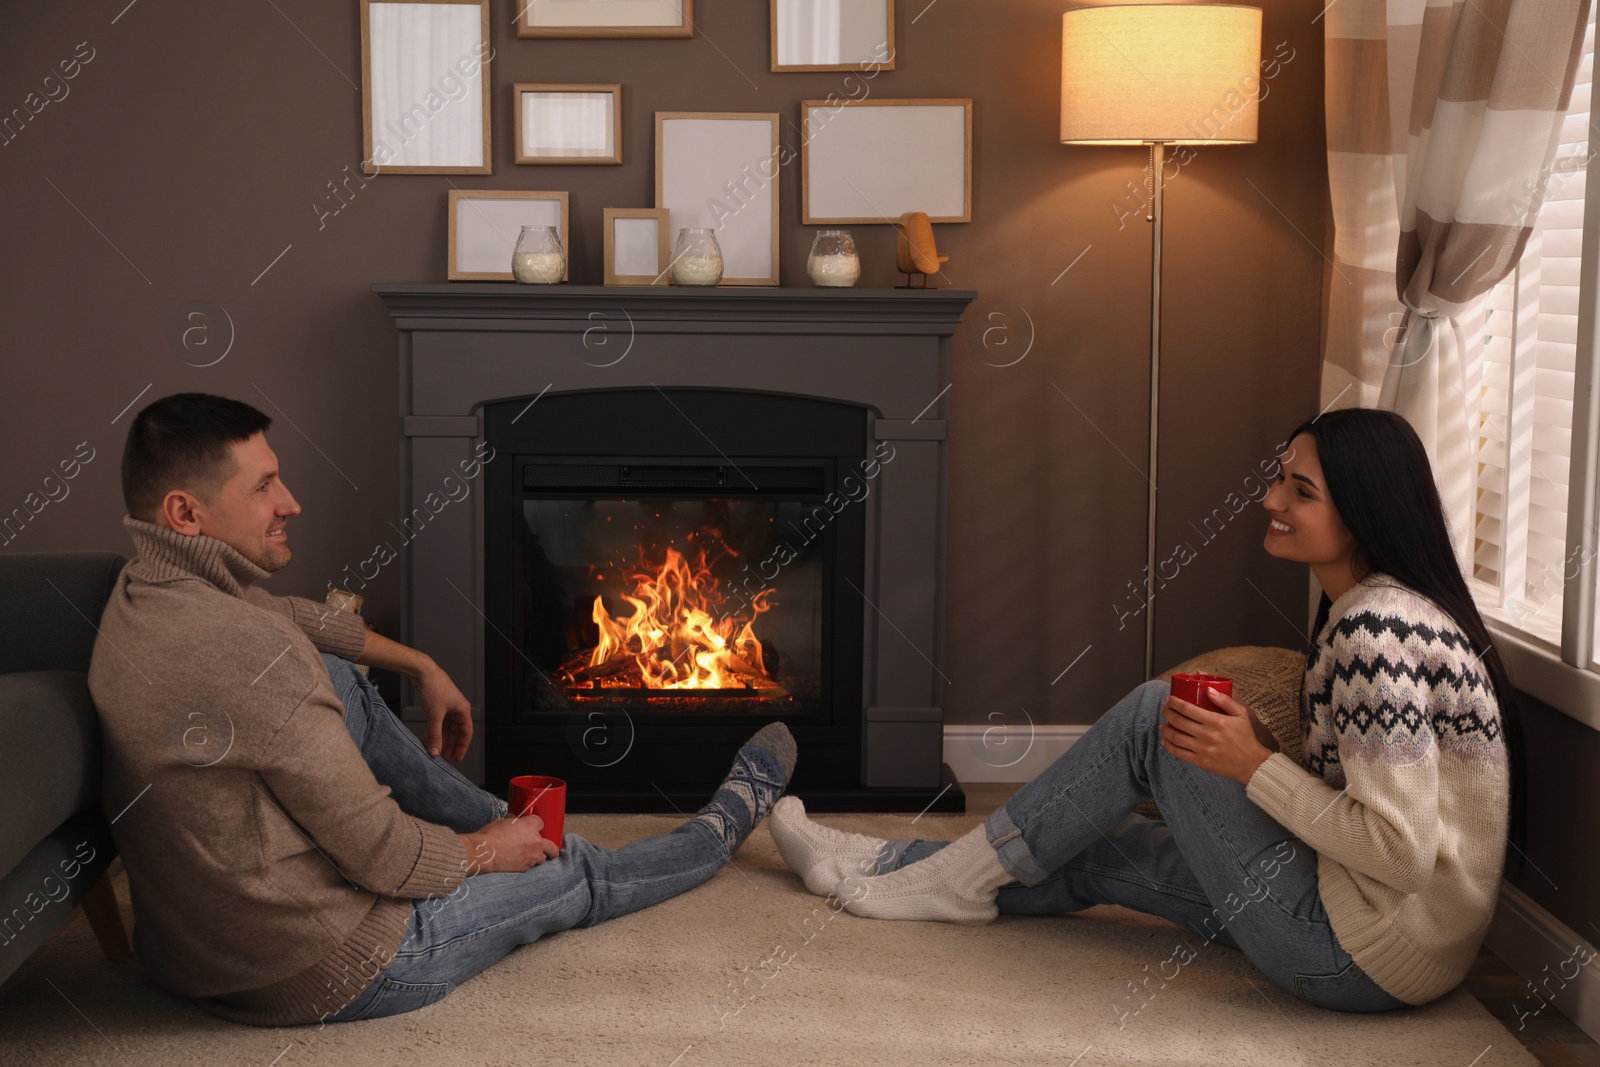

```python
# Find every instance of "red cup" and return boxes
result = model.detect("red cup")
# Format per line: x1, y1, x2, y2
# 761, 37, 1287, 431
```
1169, 672, 1233, 711
508, 775, 567, 851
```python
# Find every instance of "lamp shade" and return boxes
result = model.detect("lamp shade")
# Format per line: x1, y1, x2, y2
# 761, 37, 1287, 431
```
1061, 4, 1262, 146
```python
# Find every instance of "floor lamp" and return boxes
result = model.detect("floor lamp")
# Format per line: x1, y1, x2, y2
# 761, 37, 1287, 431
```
1059, 3, 1262, 679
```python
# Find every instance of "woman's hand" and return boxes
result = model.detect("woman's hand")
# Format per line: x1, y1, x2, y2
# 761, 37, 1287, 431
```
1160, 687, 1275, 785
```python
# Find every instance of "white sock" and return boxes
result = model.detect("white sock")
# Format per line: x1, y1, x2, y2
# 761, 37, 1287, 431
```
841, 823, 1012, 924
769, 796, 888, 897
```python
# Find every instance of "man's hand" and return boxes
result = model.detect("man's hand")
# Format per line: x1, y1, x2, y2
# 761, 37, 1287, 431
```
417, 663, 473, 761
356, 629, 475, 761
1159, 687, 1275, 785
460, 816, 559, 874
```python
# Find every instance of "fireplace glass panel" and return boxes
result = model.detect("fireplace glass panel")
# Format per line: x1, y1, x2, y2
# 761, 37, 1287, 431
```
512, 496, 826, 718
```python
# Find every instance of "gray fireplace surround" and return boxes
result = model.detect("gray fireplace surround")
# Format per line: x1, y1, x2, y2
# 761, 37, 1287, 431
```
374, 284, 976, 807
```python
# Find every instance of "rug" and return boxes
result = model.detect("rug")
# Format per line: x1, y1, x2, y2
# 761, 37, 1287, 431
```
0, 812, 1537, 1066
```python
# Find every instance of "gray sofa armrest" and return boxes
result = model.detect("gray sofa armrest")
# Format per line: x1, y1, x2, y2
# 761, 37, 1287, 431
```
0, 552, 125, 675
0, 809, 118, 987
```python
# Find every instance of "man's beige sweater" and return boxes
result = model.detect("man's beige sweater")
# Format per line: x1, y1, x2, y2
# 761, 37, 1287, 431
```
88, 518, 471, 1026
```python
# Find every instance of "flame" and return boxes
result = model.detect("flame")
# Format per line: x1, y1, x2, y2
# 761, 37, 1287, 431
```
588, 546, 775, 689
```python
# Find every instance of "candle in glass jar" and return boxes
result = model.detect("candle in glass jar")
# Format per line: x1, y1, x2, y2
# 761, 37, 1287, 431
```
513, 251, 564, 284
808, 252, 861, 287
673, 253, 724, 286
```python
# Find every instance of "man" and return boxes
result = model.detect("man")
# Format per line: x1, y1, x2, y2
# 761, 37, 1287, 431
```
89, 393, 796, 1025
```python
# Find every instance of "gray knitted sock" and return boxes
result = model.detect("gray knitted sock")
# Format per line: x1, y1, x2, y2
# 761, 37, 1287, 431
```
691, 723, 796, 854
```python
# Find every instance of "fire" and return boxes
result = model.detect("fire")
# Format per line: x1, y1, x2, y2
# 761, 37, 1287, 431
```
585, 546, 776, 690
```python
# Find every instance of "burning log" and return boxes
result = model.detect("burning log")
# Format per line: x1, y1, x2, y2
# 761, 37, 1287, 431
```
577, 545, 781, 692
557, 656, 633, 685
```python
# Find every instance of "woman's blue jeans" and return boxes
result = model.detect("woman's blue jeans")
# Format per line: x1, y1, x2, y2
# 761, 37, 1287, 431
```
318, 656, 729, 1023
877, 680, 1408, 1014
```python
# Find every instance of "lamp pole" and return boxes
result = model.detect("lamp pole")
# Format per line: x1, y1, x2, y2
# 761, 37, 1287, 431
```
1144, 140, 1165, 681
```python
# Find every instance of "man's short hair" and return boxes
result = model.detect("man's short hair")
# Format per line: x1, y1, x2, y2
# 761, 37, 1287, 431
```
121, 393, 272, 519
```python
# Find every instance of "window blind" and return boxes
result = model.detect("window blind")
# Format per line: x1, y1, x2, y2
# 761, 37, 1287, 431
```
1472, 10, 1594, 645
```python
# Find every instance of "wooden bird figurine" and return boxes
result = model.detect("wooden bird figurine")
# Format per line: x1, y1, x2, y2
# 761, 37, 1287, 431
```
895, 212, 948, 288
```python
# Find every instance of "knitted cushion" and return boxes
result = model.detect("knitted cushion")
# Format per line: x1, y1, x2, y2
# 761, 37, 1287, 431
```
1134, 646, 1307, 821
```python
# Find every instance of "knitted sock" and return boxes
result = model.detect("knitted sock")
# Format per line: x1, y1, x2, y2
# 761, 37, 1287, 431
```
841, 823, 1012, 924
769, 796, 888, 897
690, 723, 796, 855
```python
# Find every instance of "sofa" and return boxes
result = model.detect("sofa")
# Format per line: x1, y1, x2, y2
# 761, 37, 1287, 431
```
0, 551, 131, 990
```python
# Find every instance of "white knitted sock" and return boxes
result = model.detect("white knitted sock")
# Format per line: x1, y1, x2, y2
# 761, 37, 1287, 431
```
769, 796, 888, 897
841, 823, 1012, 924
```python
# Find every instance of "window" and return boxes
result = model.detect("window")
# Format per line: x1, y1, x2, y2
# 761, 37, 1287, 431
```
1470, 6, 1596, 659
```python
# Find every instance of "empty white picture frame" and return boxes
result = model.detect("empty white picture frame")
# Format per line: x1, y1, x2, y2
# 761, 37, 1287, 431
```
447, 190, 570, 280
656, 112, 781, 286
604, 208, 671, 285
361, 0, 492, 174
771, 0, 895, 72
518, 0, 694, 38
801, 99, 972, 224
515, 83, 622, 164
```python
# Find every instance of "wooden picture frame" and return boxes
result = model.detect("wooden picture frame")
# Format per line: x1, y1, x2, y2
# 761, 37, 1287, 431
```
603, 208, 671, 285
801, 98, 971, 224
447, 190, 570, 281
514, 83, 622, 165
771, 0, 895, 73
361, 0, 492, 175
655, 112, 781, 286
517, 0, 693, 39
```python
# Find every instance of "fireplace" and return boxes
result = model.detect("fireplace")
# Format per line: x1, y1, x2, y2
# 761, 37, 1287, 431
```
483, 389, 874, 802
376, 284, 975, 811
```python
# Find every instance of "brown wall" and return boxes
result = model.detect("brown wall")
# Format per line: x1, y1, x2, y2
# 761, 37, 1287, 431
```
0, 0, 1325, 728
1504, 692, 1600, 939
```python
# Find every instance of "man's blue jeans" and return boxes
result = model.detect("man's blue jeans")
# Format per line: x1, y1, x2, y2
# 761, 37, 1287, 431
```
876, 681, 1409, 1014
319, 655, 729, 1022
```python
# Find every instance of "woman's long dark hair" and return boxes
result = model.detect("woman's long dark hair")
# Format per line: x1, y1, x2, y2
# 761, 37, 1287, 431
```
1287, 408, 1527, 857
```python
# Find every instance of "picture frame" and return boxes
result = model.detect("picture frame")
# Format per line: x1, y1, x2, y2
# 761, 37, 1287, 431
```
514, 83, 622, 165
801, 98, 972, 224
447, 190, 570, 281
603, 208, 671, 285
517, 0, 694, 39
360, 0, 492, 175
771, 0, 895, 73
656, 112, 781, 286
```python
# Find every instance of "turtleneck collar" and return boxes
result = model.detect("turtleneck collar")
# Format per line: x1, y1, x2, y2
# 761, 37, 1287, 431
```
122, 515, 272, 599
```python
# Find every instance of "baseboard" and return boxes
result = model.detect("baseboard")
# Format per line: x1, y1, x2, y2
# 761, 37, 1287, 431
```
1484, 879, 1600, 1043
943, 724, 1088, 783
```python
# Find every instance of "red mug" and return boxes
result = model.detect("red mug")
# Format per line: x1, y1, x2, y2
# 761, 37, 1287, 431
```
1169, 672, 1233, 711
508, 775, 567, 851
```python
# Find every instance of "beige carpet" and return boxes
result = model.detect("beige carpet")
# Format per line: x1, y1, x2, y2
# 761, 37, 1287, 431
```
1, 812, 1537, 1067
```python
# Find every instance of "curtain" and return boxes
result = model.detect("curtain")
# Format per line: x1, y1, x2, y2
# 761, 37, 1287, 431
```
1322, 0, 1590, 565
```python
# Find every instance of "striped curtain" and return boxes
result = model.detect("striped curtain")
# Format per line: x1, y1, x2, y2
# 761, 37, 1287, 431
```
1322, 0, 1590, 563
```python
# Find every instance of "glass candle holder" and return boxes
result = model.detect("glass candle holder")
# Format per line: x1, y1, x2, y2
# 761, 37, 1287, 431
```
671, 228, 724, 286
807, 229, 861, 287
512, 225, 565, 284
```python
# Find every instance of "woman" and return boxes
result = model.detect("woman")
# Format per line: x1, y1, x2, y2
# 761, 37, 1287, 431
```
771, 408, 1523, 1012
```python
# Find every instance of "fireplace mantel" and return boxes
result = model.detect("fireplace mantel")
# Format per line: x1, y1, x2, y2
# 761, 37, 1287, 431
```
375, 283, 976, 807
375, 282, 976, 328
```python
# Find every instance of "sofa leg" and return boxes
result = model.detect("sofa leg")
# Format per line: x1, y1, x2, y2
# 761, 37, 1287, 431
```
81, 869, 132, 960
